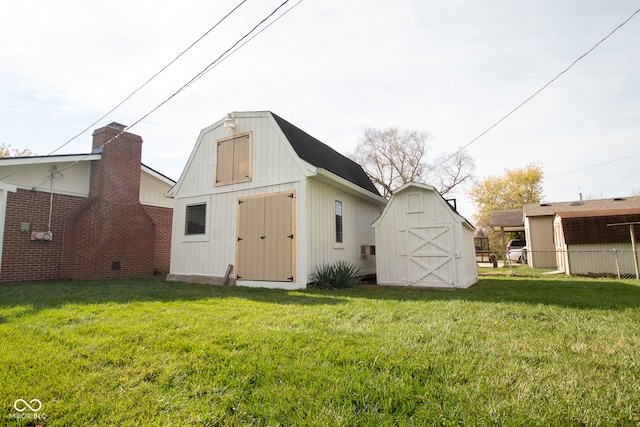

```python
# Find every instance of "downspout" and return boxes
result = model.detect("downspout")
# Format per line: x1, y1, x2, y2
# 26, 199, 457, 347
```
48, 167, 55, 232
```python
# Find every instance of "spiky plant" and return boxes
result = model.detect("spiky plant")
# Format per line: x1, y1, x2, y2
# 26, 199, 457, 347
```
309, 260, 361, 289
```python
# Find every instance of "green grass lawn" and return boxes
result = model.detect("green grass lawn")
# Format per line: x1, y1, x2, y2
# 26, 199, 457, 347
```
1, 276, 640, 426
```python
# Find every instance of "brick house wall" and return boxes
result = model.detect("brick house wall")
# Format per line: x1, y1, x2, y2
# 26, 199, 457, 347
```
0, 124, 173, 283
1, 190, 83, 283
144, 205, 173, 275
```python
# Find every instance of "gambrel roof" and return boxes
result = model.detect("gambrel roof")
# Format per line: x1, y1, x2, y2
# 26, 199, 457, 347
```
271, 113, 381, 197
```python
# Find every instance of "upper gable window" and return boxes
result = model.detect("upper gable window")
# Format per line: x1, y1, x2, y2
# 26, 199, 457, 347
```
215, 131, 252, 186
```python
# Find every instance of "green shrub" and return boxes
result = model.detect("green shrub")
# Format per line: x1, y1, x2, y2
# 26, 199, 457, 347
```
309, 260, 361, 289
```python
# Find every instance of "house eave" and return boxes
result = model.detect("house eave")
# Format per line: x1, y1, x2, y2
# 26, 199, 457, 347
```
0, 153, 102, 166
313, 168, 386, 205
141, 164, 176, 186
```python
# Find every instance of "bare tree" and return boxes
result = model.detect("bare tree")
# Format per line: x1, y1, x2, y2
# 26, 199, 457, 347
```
426, 150, 476, 196
351, 128, 474, 198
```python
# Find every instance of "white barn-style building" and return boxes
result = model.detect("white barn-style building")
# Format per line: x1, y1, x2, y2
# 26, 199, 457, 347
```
167, 111, 386, 290
373, 182, 477, 288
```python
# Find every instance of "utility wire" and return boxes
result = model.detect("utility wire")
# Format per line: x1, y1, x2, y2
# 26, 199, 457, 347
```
25, 0, 299, 189
0, 0, 248, 182
434, 7, 640, 170
596, 162, 640, 194
46, 0, 249, 157
126, 0, 293, 119
547, 152, 640, 178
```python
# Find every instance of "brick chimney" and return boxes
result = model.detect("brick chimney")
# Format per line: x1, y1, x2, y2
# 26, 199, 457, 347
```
61, 124, 155, 280
90, 123, 142, 204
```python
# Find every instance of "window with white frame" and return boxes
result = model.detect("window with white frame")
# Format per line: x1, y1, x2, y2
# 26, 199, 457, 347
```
335, 200, 343, 243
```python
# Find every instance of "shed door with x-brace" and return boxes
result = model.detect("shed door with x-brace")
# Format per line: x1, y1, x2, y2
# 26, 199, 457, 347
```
236, 191, 295, 282
402, 225, 455, 287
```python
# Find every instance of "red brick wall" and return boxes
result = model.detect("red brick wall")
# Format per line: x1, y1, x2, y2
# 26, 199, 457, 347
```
61, 198, 156, 280
144, 205, 173, 275
1, 189, 83, 283
1, 189, 172, 283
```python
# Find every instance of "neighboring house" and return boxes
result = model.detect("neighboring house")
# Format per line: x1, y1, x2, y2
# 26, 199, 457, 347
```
0, 123, 175, 283
167, 111, 386, 290
373, 182, 477, 288
523, 196, 640, 269
554, 208, 640, 277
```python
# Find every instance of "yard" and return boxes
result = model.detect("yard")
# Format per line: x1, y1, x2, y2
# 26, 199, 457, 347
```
1, 274, 639, 426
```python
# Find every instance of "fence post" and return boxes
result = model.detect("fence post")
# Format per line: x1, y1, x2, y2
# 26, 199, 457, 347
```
607, 222, 640, 280
613, 248, 621, 280
631, 224, 639, 280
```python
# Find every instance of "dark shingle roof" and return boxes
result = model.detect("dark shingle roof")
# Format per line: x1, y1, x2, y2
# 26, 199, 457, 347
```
271, 113, 381, 196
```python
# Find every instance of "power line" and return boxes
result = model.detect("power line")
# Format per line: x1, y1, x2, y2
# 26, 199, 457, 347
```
46, 0, 250, 157
122, 0, 294, 126
24, 0, 300, 189
435, 7, 640, 170
596, 163, 640, 194
547, 152, 640, 178
1, 0, 249, 181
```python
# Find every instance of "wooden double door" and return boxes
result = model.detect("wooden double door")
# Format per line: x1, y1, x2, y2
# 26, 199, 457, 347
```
236, 191, 295, 282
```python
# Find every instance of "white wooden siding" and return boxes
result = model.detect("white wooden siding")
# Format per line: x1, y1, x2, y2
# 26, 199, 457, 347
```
171, 183, 304, 281
0, 161, 92, 197
174, 113, 305, 198
306, 179, 382, 278
0, 183, 17, 274
139, 172, 173, 208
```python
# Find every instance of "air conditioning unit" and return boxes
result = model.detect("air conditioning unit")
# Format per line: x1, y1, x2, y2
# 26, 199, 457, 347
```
31, 231, 54, 241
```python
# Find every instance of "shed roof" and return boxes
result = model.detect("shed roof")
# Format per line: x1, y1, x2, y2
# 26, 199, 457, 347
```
271, 113, 380, 196
556, 208, 640, 244
489, 208, 524, 230
373, 182, 474, 230
524, 196, 640, 217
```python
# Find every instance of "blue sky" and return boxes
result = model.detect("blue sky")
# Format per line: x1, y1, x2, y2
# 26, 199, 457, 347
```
1, 0, 639, 220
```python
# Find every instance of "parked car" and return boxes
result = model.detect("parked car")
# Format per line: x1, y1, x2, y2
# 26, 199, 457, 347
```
506, 239, 527, 263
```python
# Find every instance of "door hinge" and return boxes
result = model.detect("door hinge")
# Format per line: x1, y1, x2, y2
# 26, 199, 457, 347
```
237, 237, 243, 241
287, 276, 294, 282
287, 193, 295, 198
287, 234, 294, 239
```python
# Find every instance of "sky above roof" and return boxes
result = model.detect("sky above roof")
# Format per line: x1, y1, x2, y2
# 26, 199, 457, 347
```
1, 0, 639, 221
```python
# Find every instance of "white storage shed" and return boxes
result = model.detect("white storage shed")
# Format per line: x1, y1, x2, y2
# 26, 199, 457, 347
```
167, 111, 386, 290
373, 182, 477, 288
